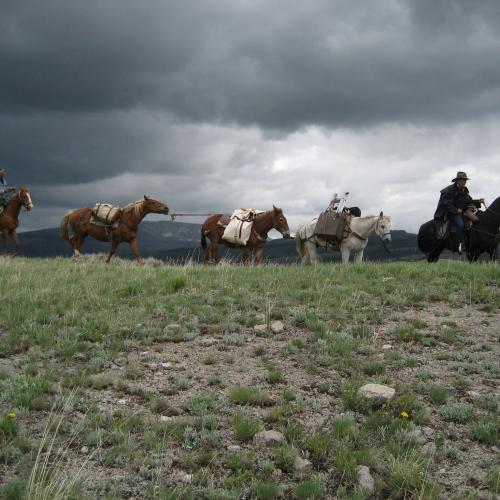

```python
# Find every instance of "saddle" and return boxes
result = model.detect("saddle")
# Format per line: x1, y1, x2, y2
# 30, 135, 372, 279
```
436, 207, 479, 240
313, 210, 350, 244
221, 208, 263, 246
91, 203, 121, 226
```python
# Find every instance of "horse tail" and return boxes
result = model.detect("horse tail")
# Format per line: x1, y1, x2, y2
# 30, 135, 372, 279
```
59, 211, 73, 241
295, 232, 306, 258
201, 227, 207, 249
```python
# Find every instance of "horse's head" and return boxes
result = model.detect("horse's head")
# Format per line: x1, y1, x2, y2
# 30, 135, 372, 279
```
375, 211, 392, 246
272, 205, 290, 238
19, 187, 34, 212
143, 195, 169, 215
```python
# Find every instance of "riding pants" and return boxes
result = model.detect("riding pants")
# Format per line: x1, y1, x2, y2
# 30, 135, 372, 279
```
451, 214, 465, 243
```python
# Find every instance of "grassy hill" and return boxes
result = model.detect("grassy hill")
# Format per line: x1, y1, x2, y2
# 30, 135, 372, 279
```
0, 258, 498, 499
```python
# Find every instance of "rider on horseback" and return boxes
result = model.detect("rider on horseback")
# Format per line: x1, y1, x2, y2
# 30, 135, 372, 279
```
434, 171, 484, 254
0, 168, 16, 210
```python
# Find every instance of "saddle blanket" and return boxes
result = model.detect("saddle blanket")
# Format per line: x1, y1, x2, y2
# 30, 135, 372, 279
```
92, 203, 120, 225
222, 208, 264, 246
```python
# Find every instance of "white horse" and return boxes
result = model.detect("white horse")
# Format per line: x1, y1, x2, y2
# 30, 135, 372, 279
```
296, 212, 392, 264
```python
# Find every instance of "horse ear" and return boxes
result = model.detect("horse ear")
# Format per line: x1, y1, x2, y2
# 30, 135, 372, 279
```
144, 195, 149, 201
379, 211, 383, 217
273, 205, 280, 212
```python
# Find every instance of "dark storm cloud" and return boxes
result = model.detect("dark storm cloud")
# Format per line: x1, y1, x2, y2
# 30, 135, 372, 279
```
2, 0, 500, 128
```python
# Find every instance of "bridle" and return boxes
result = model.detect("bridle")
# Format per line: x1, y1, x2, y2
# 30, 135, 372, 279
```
253, 210, 288, 242
375, 216, 391, 241
19, 191, 32, 211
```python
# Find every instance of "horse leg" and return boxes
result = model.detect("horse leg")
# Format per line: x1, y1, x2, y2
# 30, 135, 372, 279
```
106, 240, 119, 263
242, 249, 251, 265
73, 234, 87, 258
353, 249, 364, 263
340, 244, 350, 264
305, 241, 320, 265
129, 238, 142, 265
210, 240, 220, 264
11, 230, 20, 256
203, 240, 211, 264
255, 247, 264, 265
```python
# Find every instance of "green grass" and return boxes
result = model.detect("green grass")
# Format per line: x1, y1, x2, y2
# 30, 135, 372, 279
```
233, 413, 261, 442
0, 257, 498, 498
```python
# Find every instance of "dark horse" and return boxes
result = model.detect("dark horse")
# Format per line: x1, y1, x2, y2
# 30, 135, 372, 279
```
417, 196, 499, 262
0, 187, 34, 255
201, 206, 290, 264
59, 196, 169, 264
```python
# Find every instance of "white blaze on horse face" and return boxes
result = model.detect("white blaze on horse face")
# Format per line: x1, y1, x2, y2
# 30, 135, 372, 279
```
26, 193, 34, 210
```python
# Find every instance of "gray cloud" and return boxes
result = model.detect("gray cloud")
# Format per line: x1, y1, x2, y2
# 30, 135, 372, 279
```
2, 0, 500, 127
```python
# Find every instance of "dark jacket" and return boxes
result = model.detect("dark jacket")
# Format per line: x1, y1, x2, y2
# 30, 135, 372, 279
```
434, 183, 481, 221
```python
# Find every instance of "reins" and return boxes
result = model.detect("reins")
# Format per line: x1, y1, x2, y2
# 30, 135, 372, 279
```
169, 212, 215, 220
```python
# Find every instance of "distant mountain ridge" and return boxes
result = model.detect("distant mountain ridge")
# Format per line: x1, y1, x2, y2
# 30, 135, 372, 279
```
14, 220, 422, 262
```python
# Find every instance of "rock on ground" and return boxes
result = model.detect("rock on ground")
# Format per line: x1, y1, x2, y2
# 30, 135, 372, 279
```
254, 430, 285, 445
356, 465, 375, 493
357, 383, 395, 401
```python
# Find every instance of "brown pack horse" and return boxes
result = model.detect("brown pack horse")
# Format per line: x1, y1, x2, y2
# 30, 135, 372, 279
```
59, 195, 169, 264
0, 187, 34, 255
201, 206, 290, 264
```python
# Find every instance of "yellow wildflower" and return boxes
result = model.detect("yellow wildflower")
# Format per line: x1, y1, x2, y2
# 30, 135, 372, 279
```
7, 412, 16, 418
400, 411, 409, 418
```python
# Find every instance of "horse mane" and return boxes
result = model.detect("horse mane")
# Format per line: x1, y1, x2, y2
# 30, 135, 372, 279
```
122, 200, 145, 217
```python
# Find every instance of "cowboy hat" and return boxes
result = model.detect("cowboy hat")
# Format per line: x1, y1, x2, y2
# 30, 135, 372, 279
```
452, 171, 469, 182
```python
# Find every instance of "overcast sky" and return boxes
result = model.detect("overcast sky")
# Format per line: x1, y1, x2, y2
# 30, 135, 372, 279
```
2, 0, 500, 234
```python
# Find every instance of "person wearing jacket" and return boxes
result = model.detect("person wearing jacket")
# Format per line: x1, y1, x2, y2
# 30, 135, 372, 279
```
0, 168, 16, 208
434, 171, 484, 253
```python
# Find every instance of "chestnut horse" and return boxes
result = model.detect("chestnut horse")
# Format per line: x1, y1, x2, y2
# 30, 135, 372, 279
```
201, 206, 290, 264
0, 187, 34, 255
59, 195, 169, 264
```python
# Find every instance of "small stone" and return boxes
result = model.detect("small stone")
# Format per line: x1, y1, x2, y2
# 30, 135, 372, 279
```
382, 344, 393, 350
422, 426, 435, 438
357, 383, 395, 401
199, 338, 218, 346
160, 416, 173, 423
140, 351, 149, 358
117, 399, 127, 405
254, 324, 267, 334
272, 468, 283, 478
421, 442, 437, 455
113, 357, 127, 366
403, 429, 427, 446
49, 383, 62, 395
356, 465, 375, 493
227, 445, 241, 452
270, 320, 284, 334
439, 468, 447, 474
181, 473, 193, 484
466, 390, 481, 399
491, 446, 500, 453
160, 362, 173, 369
166, 324, 181, 330
148, 363, 158, 370
293, 456, 312, 472
254, 430, 285, 446
80, 446, 89, 455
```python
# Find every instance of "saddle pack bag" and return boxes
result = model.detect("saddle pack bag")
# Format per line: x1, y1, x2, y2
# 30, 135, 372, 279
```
435, 219, 450, 240
92, 203, 121, 225
313, 210, 347, 243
